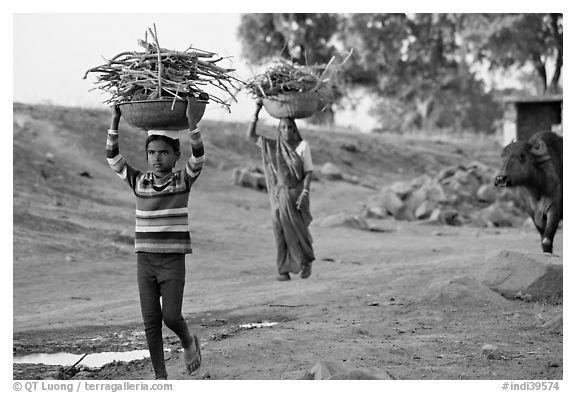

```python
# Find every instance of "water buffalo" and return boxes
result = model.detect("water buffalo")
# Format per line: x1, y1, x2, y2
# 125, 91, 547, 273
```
495, 131, 562, 253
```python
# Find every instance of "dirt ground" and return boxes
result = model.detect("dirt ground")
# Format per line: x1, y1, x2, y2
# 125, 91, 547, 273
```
12, 103, 562, 381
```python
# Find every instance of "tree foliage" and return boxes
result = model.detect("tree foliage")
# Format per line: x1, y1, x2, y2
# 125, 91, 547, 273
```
339, 13, 498, 132
237, 13, 561, 133
459, 13, 563, 94
238, 14, 340, 65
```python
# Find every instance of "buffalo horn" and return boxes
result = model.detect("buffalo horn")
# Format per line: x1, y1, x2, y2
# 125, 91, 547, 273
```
530, 138, 548, 156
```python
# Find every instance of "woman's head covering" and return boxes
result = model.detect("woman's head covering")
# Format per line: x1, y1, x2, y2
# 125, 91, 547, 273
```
278, 117, 302, 144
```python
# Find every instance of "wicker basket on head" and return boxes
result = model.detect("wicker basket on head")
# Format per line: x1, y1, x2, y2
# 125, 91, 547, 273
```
118, 98, 207, 131
262, 92, 326, 119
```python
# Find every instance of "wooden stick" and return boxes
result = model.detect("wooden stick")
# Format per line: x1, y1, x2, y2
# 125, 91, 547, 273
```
149, 25, 163, 99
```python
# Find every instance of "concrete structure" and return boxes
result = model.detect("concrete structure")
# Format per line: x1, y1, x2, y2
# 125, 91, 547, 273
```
501, 95, 563, 146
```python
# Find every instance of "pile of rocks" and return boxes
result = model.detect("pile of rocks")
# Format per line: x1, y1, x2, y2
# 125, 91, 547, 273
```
231, 166, 267, 191
231, 161, 359, 192
363, 162, 527, 227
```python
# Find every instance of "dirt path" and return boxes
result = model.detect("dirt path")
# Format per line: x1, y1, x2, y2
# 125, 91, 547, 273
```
13, 220, 563, 380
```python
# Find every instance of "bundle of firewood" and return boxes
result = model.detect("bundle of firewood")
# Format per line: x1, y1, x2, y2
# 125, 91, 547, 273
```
83, 25, 244, 111
244, 52, 352, 103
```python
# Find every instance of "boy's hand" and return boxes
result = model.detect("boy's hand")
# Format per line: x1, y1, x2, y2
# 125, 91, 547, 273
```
110, 105, 121, 130
186, 97, 201, 130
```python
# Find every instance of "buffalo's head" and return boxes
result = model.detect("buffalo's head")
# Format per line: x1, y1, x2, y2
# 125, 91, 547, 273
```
495, 138, 549, 187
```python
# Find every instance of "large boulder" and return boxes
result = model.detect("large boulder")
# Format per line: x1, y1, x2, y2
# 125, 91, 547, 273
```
480, 250, 562, 302
420, 276, 510, 307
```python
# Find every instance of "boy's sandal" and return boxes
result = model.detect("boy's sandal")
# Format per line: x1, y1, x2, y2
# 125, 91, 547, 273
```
185, 335, 202, 375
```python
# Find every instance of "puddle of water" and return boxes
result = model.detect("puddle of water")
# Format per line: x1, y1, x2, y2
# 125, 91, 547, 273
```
239, 321, 278, 329
13, 350, 151, 368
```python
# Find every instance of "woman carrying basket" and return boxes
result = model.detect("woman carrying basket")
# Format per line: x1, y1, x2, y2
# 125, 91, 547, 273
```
247, 98, 315, 281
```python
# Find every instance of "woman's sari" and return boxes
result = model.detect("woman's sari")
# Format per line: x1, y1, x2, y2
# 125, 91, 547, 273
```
259, 135, 315, 274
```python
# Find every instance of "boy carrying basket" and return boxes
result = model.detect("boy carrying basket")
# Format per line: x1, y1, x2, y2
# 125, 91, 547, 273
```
106, 97, 204, 379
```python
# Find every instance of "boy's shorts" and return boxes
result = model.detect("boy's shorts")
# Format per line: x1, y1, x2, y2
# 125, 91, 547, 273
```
136, 252, 185, 283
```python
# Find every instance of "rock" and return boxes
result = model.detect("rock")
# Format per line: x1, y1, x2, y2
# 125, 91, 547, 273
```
468, 161, 495, 183
405, 188, 427, 213
315, 213, 371, 231
425, 207, 460, 226
480, 250, 563, 302
481, 344, 505, 360
232, 167, 267, 191
393, 204, 416, 221
390, 180, 414, 199
542, 314, 562, 333
422, 181, 447, 203
476, 184, 497, 203
342, 173, 360, 184
376, 187, 404, 216
319, 162, 343, 180
415, 200, 437, 220
304, 361, 396, 380
304, 361, 344, 380
422, 276, 510, 306
474, 201, 524, 227
71, 371, 94, 379
410, 175, 432, 189
443, 169, 482, 199
435, 166, 459, 182
340, 142, 358, 153
362, 206, 387, 219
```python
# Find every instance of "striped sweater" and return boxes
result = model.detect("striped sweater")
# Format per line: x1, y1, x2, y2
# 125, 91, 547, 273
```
106, 129, 204, 254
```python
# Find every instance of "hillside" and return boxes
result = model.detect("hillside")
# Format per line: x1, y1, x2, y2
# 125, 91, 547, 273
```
12, 103, 561, 381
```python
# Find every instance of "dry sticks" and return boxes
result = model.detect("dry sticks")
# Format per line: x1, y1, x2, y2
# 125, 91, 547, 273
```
244, 51, 352, 103
83, 26, 244, 111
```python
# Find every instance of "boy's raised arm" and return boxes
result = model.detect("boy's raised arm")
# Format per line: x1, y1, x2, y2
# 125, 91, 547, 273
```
106, 106, 136, 185
185, 98, 205, 184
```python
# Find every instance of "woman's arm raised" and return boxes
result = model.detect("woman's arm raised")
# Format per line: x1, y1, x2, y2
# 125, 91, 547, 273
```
247, 98, 263, 144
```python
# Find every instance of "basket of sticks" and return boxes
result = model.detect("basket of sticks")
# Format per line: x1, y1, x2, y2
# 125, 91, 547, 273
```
262, 92, 325, 119
84, 24, 243, 130
245, 54, 351, 120
118, 98, 208, 131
